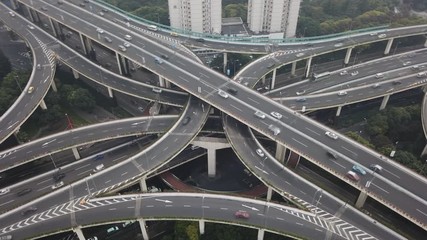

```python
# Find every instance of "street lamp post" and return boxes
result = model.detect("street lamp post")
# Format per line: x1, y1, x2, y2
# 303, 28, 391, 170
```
315, 192, 323, 216
49, 154, 57, 169
65, 113, 73, 129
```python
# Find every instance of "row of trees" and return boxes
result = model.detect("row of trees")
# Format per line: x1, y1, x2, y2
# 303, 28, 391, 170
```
346, 104, 427, 176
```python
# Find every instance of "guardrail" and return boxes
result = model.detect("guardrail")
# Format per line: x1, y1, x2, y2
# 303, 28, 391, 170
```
93, 0, 388, 43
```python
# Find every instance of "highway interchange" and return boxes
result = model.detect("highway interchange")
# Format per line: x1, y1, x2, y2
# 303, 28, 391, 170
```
0, 0, 427, 239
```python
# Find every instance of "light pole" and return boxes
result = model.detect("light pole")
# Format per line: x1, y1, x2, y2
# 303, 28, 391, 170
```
155, 13, 160, 24
49, 154, 57, 169
65, 113, 73, 129
14, 75, 23, 92
315, 192, 323, 216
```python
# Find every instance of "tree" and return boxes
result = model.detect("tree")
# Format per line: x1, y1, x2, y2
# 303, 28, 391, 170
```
67, 88, 96, 112
0, 50, 12, 80
365, 114, 388, 136
345, 131, 375, 149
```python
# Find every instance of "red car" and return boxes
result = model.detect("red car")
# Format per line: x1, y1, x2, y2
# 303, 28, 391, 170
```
346, 171, 360, 182
235, 210, 250, 219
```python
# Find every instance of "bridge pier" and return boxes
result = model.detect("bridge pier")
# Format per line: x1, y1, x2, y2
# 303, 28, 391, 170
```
344, 47, 353, 65
275, 143, 286, 163
137, 218, 150, 240
223, 52, 227, 73
39, 99, 47, 110
424, 38, 427, 48
26, 6, 34, 22
84, 38, 94, 57
79, 33, 88, 55
199, 220, 205, 235
286, 151, 301, 168
10, 0, 18, 10
384, 38, 394, 55
73, 226, 86, 240
139, 177, 148, 192
120, 56, 130, 75
72, 147, 81, 160
270, 68, 277, 90
192, 137, 230, 178
266, 187, 273, 201
159, 76, 166, 87
107, 87, 114, 98
291, 61, 297, 75
305, 57, 312, 78
355, 190, 368, 208
379, 94, 390, 110
261, 76, 266, 85
116, 52, 124, 75
49, 18, 58, 37
51, 79, 57, 92
33, 10, 41, 23
336, 106, 342, 117
72, 69, 79, 79
257, 229, 265, 240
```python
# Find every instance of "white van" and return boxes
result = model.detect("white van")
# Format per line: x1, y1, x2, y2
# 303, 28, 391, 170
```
147, 25, 158, 31
375, 73, 384, 79
152, 88, 162, 93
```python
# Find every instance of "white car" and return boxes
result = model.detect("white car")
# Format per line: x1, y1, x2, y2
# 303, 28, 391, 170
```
96, 28, 104, 34
270, 111, 282, 119
325, 131, 338, 140
93, 164, 105, 172
378, 34, 387, 38
218, 90, 229, 99
51, 181, 64, 190
27, 86, 34, 94
123, 42, 131, 48
296, 90, 306, 95
9, 11, 15, 17
256, 149, 264, 157
27, 25, 35, 30
296, 53, 305, 57
339, 70, 348, 76
254, 111, 265, 119
0, 188, 10, 195
124, 34, 132, 41
350, 71, 359, 76
337, 91, 347, 96
334, 43, 343, 47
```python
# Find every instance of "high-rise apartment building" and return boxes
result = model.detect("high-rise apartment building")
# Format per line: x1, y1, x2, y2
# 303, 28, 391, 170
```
168, 0, 222, 34
247, 0, 301, 37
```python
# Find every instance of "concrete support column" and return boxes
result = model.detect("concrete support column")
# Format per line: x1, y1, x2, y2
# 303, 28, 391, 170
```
199, 220, 205, 235
140, 177, 148, 192
355, 190, 368, 208
257, 229, 265, 240
26, 6, 34, 22
275, 143, 286, 163
73, 226, 85, 240
291, 61, 297, 75
72, 147, 81, 160
165, 79, 171, 88
79, 33, 88, 55
49, 18, 58, 37
270, 68, 277, 90
424, 38, 427, 48
39, 99, 47, 110
33, 11, 40, 22
116, 52, 124, 75
51, 79, 57, 92
336, 106, 342, 117
10, 0, 17, 10
344, 47, 353, 65
305, 57, 313, 78
266, 187, 273, 201
223, 52, 227, 73
261, 76, 266, 85
422, 85, 427, 93
384, 38, 394, 55
137, 218, 149, 240
72, 69, 79, 79
207, 148, 216, 178
107, 87, 114, 98
379, 94, 390, 110
158, 75, 166, 87
120, 56, 129, 75
84, 38, 93, 56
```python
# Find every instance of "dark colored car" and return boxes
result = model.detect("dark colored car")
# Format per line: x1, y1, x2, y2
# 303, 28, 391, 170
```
326, 151, 338, 159
53, 173, 66, 182
160, 54, 169, 60
21, 207, 37, 216
17, 188, 32, 196
182, 117, 191, 125
227, 88, 238, 95
235, 210, 250, 219
196, 38, 205, 42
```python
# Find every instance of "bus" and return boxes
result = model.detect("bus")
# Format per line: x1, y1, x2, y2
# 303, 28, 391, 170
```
147, 25, 158, 31
311, 71, 331, 81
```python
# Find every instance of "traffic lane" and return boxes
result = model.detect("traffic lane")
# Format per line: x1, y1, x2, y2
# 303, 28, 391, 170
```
0, 11, 54, 142
267, 50, 427, 98
0, 116, 177, 171
19, 0, 427, 219
224, 107, 427, 227
55, 46, 188, 107
225, 116, 404, 240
